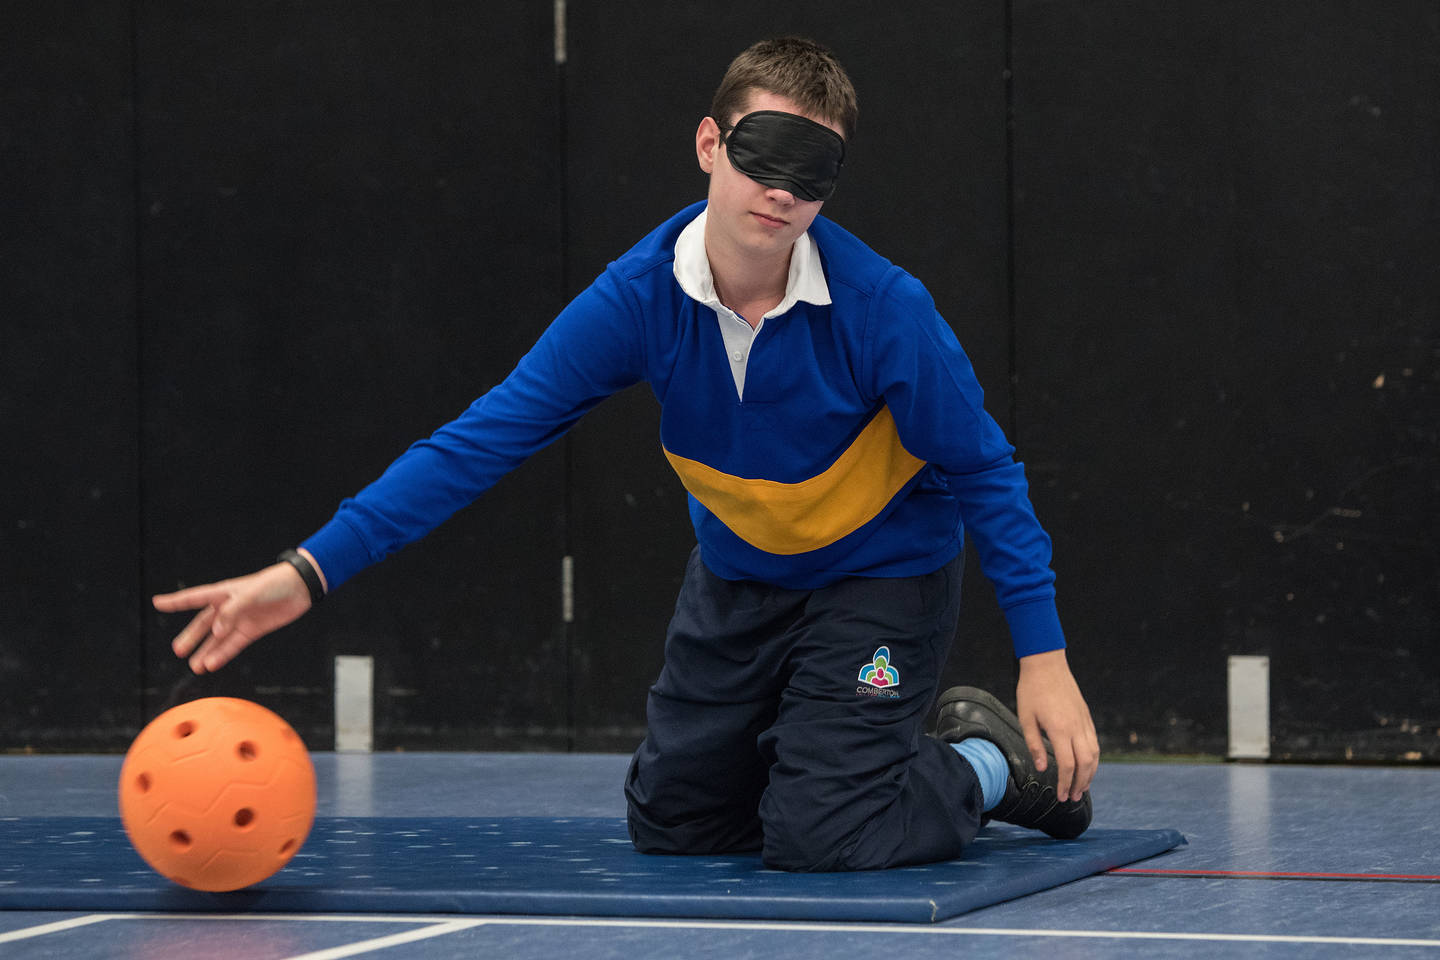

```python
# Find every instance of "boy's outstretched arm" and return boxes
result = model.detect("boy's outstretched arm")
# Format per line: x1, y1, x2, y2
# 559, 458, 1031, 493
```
1015, 648, 1100, 802
152, 548, 326, 675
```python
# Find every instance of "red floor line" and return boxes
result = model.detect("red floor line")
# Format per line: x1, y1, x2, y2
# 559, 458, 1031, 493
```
1107, 867, 1440, 883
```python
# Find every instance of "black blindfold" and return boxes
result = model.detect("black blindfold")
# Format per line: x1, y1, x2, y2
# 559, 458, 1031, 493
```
719, 110, 846, 202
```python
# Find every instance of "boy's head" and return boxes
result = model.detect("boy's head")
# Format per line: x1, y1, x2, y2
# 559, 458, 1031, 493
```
696, 39, 857, 266
709, 37, 858, 139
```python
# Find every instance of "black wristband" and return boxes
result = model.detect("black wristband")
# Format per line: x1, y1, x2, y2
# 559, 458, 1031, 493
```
278, 549, 325, 604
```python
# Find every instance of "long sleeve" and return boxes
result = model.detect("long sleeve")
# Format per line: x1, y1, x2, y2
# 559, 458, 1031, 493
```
864, 269, 1064, 656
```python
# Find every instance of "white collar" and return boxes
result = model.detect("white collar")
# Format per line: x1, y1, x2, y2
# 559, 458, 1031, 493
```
672, 208, 832, 319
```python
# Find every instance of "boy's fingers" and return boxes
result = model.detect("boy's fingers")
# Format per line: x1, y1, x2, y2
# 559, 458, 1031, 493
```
190, 629, 253, 675
187, 633, 226, 674
1020, 713, 1048, 774
1052, 738, 1077, 802
171, 606, 218, 657
212, 581, 267, 640
1074, 726, 1101, 796
153, 583, 228, 612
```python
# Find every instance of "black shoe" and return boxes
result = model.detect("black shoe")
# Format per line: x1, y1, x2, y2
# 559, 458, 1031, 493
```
933, 686, 1092, 839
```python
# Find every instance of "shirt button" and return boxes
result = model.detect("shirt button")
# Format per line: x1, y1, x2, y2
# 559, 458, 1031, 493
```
732, 350, 745, 362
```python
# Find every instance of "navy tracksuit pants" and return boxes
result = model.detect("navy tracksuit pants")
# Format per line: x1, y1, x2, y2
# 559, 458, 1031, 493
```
624, 547, 984, 872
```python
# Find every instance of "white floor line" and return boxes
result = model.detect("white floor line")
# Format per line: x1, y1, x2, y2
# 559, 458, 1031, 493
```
276, 919, 489, 960
46, 913, 1440, 951
125, 913, 444, 924
481, 917, 1440, 948
0, 914, 116, 944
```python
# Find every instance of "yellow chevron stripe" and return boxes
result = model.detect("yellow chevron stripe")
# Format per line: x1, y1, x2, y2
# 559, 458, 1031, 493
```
663, 405, 926, 555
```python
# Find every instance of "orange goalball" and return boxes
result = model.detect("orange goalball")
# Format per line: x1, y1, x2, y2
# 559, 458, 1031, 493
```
118, 696, 317, 892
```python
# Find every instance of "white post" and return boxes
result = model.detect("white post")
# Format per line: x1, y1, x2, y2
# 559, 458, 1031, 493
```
334, 655, 374, 753
1227, 655, 1270, 760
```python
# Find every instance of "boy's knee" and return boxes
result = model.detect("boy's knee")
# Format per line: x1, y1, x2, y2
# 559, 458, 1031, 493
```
626, 800, 763, 857
758, 784, 871, 872
761, 827, 848, 872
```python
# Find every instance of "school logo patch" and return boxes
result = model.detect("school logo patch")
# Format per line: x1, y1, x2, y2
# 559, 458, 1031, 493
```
857, 646, 901, 698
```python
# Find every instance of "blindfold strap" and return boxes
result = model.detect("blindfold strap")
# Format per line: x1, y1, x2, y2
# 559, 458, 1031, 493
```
722, 110, 846, 202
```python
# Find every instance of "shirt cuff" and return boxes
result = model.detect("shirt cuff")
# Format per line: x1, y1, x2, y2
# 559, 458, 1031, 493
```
299, 517, 372, 594
1003, 597, 1067, 658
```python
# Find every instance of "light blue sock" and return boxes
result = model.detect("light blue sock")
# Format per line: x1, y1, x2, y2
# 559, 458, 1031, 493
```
952, 738, 1008, 812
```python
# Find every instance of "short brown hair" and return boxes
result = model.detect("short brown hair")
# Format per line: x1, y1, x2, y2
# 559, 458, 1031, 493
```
709, 37, 858, 139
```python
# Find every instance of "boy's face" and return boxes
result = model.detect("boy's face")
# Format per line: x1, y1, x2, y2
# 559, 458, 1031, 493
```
696, 90, 845, 266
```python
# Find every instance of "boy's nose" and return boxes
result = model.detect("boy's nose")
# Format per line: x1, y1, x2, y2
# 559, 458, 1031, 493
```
764, 186, 797, 206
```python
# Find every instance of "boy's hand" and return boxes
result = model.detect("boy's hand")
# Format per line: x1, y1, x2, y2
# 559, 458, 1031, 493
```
152, 551, 322, 674
1016, 648, 1100, 803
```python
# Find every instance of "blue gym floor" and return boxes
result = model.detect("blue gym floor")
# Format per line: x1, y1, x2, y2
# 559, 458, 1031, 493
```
2, 753, 1437, 958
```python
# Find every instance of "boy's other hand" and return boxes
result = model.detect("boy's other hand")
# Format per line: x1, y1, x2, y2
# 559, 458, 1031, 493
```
152, 553, 320, 674
1016, 648, 1100, 803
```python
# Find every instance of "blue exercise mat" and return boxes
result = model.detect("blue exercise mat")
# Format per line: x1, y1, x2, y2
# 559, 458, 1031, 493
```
0, 816, 1184, 922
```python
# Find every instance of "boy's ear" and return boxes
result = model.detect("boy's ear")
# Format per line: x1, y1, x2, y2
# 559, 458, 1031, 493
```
696, 116, 722, 175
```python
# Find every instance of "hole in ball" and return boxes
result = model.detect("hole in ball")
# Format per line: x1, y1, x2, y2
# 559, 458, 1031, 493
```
135, 772, 152, 793
234, 808, 255, 828
237, 740, 258, 761
174, 720, 196, 738
279, 838, 296, 855
170, 829, 192, 850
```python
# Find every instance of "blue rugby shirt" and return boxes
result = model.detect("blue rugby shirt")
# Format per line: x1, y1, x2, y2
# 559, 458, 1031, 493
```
302, 201, 1066, 656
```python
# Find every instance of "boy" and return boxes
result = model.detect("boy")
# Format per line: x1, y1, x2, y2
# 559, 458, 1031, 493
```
155, 37, 1099, 872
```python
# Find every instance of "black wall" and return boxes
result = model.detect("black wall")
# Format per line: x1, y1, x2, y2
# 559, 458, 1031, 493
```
1010, 1, 1439, 758
3, 3, 1435, 760
2, 4, 141, 746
